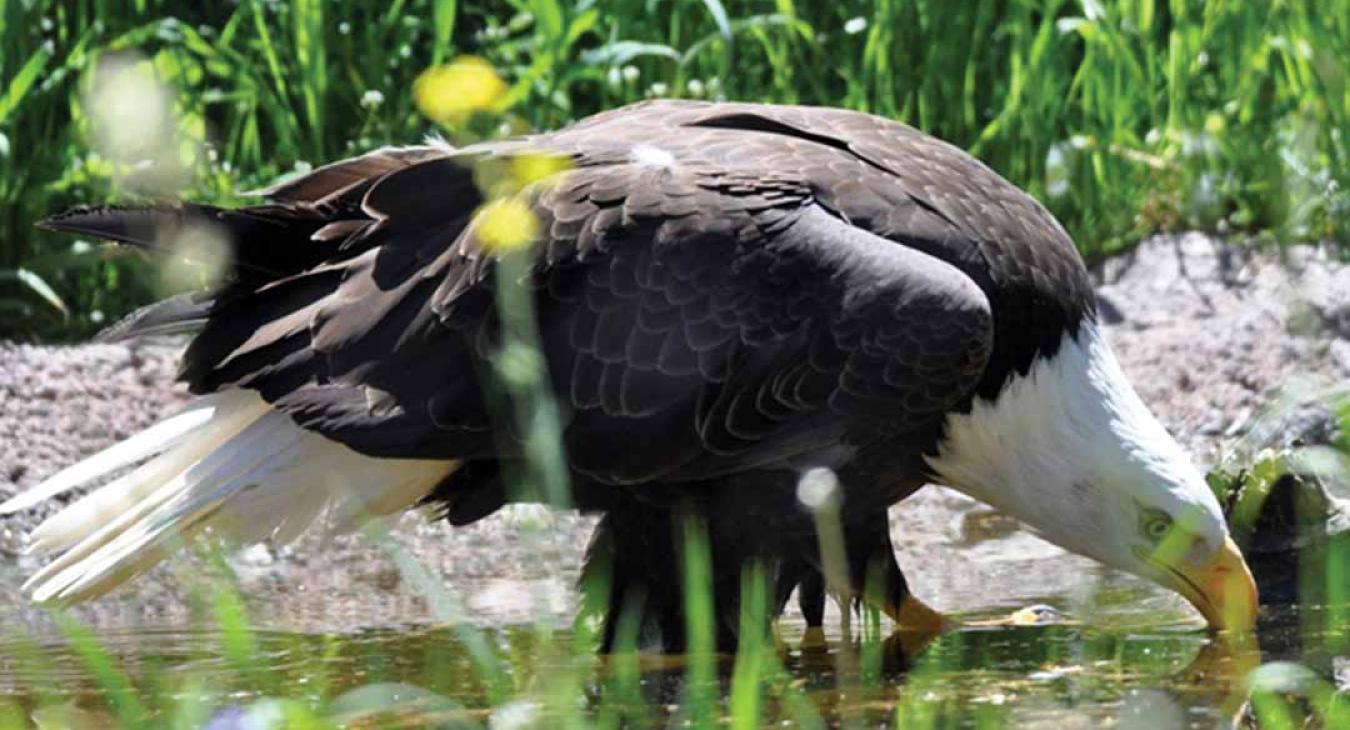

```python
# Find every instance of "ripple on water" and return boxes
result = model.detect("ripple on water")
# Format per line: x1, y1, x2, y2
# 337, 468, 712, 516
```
0, 590, 1340, 727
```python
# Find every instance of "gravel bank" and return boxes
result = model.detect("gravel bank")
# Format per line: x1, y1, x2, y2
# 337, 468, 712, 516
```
2, 233, 1347, 633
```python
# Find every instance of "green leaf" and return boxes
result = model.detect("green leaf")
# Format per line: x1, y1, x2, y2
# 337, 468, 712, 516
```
0, 46, 53, 125
530, 0, 565, 44
432, 0, 457, 64
681, 14, 806, 67
699, 0, 733, 43
581, 41, 680, 67
563, 8, 600, 52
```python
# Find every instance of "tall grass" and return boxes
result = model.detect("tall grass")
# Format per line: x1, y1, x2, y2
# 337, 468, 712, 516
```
0, 0, 1347, 337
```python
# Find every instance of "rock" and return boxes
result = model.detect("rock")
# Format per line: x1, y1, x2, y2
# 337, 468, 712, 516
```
1242, 400, 1341, 450
238, 544, 275, 567
1331, 340, 1350, 378
1212, 452, 1350, 606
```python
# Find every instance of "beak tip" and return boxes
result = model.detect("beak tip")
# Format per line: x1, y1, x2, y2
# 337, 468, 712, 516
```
1199, 536, 1260, 634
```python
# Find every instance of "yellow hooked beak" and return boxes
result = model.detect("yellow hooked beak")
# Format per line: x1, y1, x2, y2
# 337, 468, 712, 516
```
1168, 535, 1259, 633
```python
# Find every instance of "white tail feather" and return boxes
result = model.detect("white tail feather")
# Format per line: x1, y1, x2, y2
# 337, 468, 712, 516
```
0, 395, 223, 514
26, 393, 270, 554
8, 390, 456, 604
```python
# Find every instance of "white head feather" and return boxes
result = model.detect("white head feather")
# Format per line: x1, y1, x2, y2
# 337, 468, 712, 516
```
926, 322, 1228, 575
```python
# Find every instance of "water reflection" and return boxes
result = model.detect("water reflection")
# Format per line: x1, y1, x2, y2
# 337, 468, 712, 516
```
0, 602, 1337, 727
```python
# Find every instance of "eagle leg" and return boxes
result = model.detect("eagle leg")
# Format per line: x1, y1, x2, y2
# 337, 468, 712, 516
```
795, 568, 826, 627
841, 516, 948, 662
583, 496, 743, 653
781, 510, 949, 652
581, 492, 951, 655
851, 516, 947, 630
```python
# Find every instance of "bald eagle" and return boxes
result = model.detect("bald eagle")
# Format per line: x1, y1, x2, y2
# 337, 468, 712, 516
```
1, 101, 1256, 649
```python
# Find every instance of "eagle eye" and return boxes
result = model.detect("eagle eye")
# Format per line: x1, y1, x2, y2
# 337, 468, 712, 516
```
1139, 507, 1173, 543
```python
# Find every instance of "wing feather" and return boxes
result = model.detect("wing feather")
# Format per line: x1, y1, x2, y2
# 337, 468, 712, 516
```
37, 102, 1011, 492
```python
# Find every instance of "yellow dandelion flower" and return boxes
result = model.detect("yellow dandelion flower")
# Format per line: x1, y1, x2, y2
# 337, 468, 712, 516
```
510, 153, 572, 189
470, 152, 572, 201
475, 197, 539, 253
414, 56, 507, 126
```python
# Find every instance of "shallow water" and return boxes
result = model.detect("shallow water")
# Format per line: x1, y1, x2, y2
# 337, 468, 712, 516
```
0, 590, 1342, 728
0, 493, 1343, 727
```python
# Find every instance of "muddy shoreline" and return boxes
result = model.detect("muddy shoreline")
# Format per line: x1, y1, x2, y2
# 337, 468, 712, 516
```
2, 233, 1348, 633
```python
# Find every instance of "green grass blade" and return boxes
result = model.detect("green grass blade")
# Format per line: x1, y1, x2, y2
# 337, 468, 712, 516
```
432, 0, 457, 64
680, 516, 717, 729
0, 45, 51, 125
53, 614, 149, 727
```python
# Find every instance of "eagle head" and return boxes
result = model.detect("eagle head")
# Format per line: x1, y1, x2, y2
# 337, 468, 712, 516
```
927, 321, 1258, 633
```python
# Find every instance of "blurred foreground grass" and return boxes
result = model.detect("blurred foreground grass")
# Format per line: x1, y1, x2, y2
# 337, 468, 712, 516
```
0, 0, 1347, 338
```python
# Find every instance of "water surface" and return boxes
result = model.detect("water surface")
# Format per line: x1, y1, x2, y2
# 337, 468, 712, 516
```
0, 587, 1338, 727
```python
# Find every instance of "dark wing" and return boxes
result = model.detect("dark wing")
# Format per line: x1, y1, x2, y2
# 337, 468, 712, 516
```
46, 121, 993, 485
525, 166, 992, 482
551, 101, 1095, 396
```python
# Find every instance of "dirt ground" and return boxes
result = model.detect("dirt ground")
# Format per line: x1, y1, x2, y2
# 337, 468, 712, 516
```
2, 232, 1347, 633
